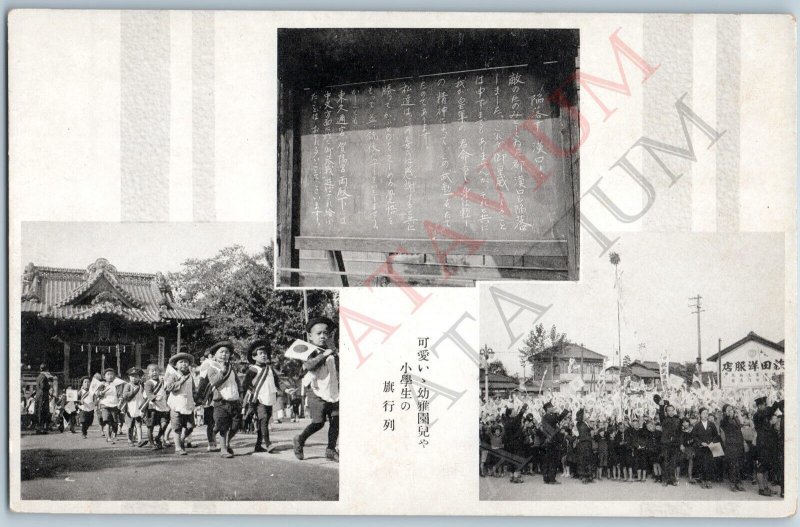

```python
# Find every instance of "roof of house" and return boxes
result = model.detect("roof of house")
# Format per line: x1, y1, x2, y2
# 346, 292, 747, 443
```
532, 343, 607, 362
480, 369, 519, 390
628, 362, 661, 379
707, 331, 784, 362
21, 258, 204, 324
639, 360, 660, 371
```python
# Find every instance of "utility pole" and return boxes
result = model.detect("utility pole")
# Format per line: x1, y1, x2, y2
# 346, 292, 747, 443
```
609, 252, 622, 370
480, 345, 494, 401
689, 294, 705, 371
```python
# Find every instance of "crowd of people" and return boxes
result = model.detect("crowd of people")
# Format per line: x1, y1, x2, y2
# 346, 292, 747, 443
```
22, 317, 340, 462
480, 385, 784, 497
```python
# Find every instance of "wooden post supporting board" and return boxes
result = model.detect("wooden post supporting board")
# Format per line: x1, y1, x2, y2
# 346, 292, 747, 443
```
278, 82, 301, 286
326, 250, 348, 286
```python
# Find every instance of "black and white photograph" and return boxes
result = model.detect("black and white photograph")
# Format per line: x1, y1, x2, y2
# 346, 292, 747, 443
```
18, 222, 339, 501
478, 233, 786, 502
8, 8, 796, 518
277, 28, 580, 287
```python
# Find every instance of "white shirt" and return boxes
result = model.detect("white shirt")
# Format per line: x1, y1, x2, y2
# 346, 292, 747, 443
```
98, 382, 119, 408
254, 365, 277, 406
217, 368, 239, 401
310, 355, 339, 403
168, 375, 195, 414
126, 384, 145, 418
148, 379, 169, 412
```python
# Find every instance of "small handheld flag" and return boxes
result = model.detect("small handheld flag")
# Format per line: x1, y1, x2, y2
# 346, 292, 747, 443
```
284, 339, 322, 361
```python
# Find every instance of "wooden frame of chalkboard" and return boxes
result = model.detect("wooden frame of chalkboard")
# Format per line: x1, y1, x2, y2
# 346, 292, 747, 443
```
278, 28, 579, 287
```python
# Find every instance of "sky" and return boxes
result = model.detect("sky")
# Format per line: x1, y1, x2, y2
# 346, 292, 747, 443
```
480, 232, 786, 377
21, 222, 273, 274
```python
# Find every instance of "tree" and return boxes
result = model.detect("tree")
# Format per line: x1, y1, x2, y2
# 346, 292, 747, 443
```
168, 244, 338, 381
622, 355, 632, 367
518, 323, 570, 376
486, 359, 509, 377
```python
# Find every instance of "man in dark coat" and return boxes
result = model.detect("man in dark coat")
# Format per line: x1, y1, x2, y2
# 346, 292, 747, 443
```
504, 403, 528, 483
34, 364, 52, 434
720, 403, 746, 492
539, 401, 570, 484
753, 396, 781, 496
575, 408, 594, 484
660, 403, 681, 486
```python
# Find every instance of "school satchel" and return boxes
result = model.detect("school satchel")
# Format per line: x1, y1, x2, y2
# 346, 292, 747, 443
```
138, 380, 163, 413
540, 419, 558, 445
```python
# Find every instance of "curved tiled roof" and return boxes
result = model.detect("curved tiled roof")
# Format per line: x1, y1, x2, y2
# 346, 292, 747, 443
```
54, 271, 144, 309
21, 259, 204, 324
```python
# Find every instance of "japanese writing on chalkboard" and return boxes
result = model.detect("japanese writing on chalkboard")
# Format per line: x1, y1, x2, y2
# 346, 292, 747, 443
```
300, 65, 569, 243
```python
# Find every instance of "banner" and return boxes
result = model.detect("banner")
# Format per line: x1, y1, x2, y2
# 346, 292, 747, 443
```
658, 350, 669, 389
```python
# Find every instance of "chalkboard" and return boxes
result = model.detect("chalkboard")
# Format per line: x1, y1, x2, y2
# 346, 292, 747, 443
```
297, 66, 575, 255
277, 28, 580, 285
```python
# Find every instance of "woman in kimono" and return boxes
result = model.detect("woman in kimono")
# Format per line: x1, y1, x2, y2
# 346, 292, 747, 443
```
691, 407, 720, 489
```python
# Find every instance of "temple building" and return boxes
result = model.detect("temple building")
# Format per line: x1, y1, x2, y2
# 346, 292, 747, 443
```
21, 258, 205, 388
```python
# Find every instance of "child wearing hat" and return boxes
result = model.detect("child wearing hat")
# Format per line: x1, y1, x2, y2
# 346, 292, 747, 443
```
195, 351, 220, 452
197, 341, 243, 459
242, 339, 284, 454
121, 367, 147, 447
77, 376, 95, 438
143, 364, 170, 449
165, 352, 197, 455
293, 317, 339, 463
96, 368, 124, 444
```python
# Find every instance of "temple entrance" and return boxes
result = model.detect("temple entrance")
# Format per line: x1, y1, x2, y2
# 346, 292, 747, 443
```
71, 342, 139, 380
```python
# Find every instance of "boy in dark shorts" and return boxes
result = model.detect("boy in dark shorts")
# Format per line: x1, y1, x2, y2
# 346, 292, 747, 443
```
165, 353, 196, 455
293, 317, 339, 463
77, 376, 95, 438
96, 368, 124, 444
198, 341, 242, 459
143, 364, 170, 449
242, 339, 284, 454
121, 367, 147, 447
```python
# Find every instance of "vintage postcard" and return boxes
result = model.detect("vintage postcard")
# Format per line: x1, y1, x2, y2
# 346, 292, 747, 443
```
8, 10, 796, 517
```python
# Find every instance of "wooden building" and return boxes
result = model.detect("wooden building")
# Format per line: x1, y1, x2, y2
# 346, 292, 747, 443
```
627, 360, 662, 387
479, 370, 521, 397
707, 331, 785, 389
528, 343, 607, 392
21, 258, 204, 387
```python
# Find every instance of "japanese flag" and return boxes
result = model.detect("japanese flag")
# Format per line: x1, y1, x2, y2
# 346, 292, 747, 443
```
88, 377, 103, 398
284, 339, 322, 361
165, 362, 179, 380
198, 358, 221, 379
